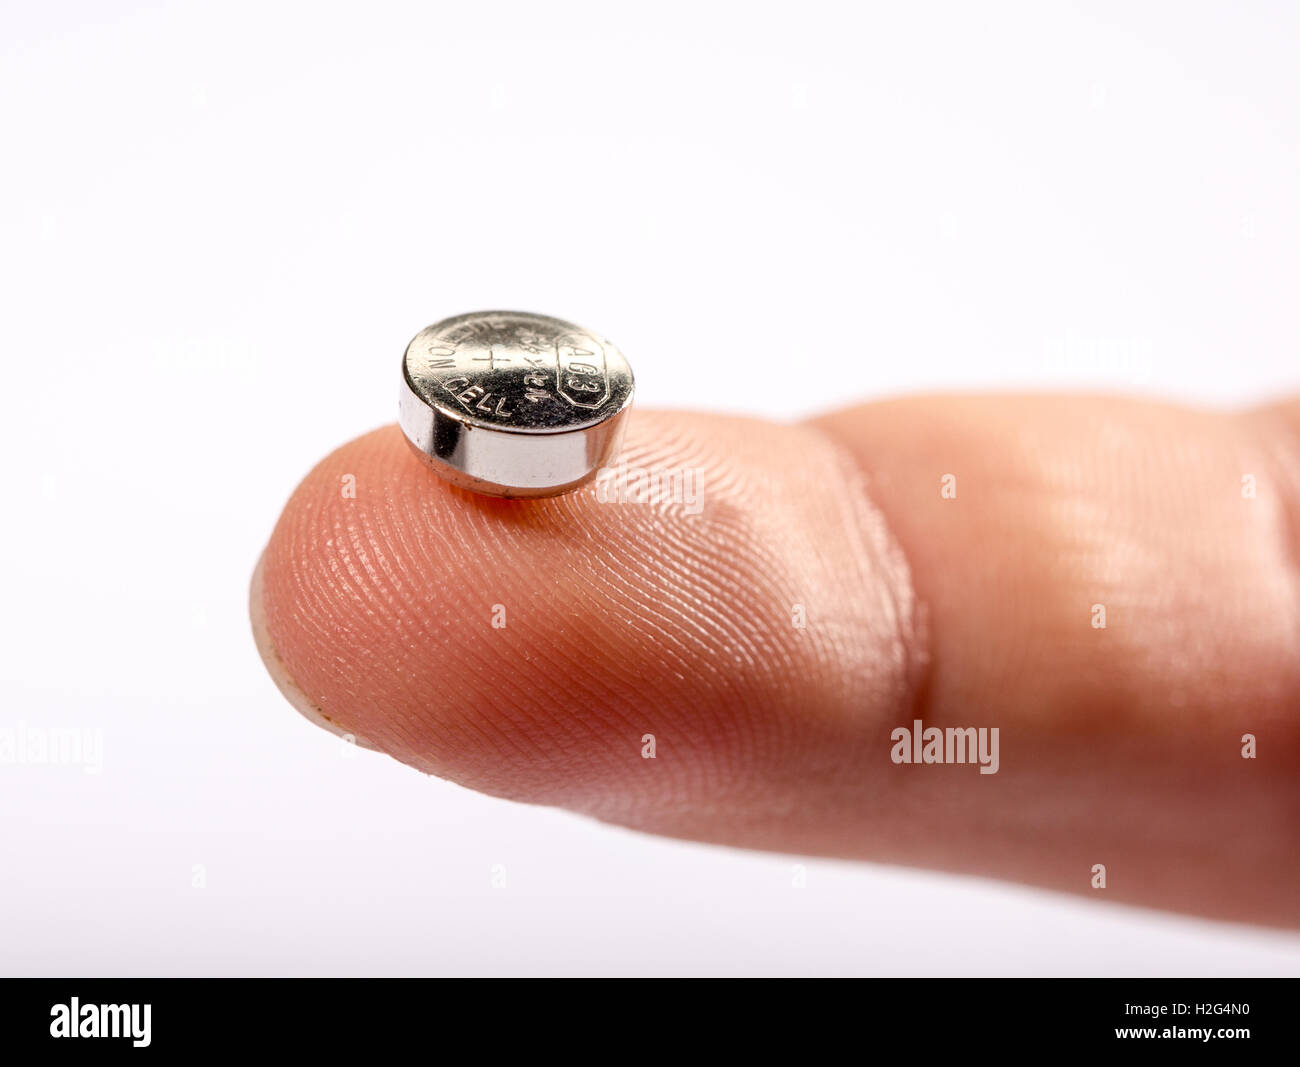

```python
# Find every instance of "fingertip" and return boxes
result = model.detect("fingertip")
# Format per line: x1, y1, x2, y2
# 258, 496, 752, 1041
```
253, 416, 917, 841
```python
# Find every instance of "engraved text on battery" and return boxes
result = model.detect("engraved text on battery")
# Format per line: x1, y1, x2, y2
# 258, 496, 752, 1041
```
425, 339, 517, 421
555, 333, 610, 408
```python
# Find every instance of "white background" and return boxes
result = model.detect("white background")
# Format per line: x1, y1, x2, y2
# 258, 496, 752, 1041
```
1, 0, 1297, 975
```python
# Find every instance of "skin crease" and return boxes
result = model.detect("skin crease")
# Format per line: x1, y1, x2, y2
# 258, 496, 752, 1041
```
252, 396, 1300, 928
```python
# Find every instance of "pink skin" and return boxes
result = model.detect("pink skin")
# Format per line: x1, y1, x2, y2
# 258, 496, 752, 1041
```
253, 397, 1300, 927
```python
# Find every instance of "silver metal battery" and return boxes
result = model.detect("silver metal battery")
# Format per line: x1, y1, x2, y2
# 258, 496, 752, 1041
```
399, 311, 634, 498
